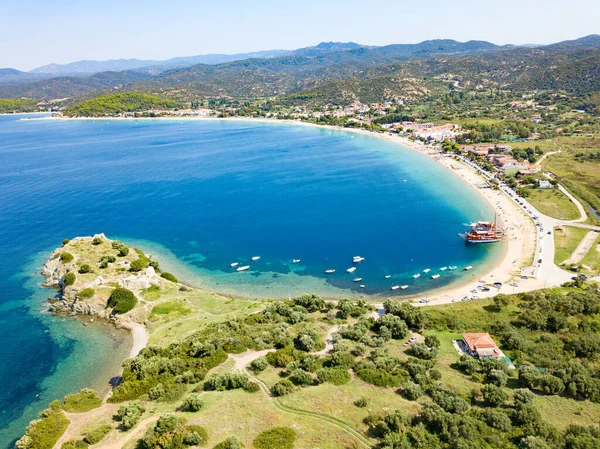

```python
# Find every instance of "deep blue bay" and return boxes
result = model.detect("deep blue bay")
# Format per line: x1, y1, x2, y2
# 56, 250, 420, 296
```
0, 114, 501, 445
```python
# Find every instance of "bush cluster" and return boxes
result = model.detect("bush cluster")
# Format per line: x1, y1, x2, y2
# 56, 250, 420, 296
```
107, 288, 137, 314
161, 272, 178, 282
112, 240, 130, 256
60, 253, 74, 263
62, 389, 101, 413
78, 288, 95, 299
253, 427, 296, 449
116, 401, 146, 430
83, 423, 111, 444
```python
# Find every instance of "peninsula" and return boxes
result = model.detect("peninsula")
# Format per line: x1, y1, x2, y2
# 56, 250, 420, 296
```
16, 234, 600, 449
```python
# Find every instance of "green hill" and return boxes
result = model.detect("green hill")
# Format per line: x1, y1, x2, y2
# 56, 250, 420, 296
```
63, 92, 182, 117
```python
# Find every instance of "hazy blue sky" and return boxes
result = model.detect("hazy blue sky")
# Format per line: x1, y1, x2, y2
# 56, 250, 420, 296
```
1, 0, 599, 70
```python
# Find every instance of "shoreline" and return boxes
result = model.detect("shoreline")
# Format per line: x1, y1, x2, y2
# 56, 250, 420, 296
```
35, 114, 539, 303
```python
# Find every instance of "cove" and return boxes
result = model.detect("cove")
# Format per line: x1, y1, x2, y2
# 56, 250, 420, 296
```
0, 115, 501, 445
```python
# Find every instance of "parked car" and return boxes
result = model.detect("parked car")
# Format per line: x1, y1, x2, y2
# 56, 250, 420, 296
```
538, 259, 543, 263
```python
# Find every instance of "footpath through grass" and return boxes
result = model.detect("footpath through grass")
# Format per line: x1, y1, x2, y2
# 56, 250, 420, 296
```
526, 188, 580, 220
554, 226, 589, 265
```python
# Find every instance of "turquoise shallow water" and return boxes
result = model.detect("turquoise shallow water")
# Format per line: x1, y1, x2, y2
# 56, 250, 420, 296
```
0, 115, 501, 446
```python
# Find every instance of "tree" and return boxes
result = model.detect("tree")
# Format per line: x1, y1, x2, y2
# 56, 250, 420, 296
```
493, 294, 511, 310
378, 314, 409, 339
514, 388, 535, 406
485, 369, 508, 387
402, 381, 423, 400
482, 384, 508, 406
424, 335, 441, 348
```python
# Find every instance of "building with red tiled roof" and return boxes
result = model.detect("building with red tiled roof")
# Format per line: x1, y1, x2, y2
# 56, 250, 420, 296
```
462, 333, 500, 358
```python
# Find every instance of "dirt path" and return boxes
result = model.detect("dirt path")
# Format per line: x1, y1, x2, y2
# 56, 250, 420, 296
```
229, 348, 275, 372
243, 368, 372, 448
53, 404, 120, 449
563, 230, 599, 265
95, 416, 158, 449
314, 325, 340, 356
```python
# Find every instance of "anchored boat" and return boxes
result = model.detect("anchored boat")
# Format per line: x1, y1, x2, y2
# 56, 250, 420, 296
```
459, 213, 505, 243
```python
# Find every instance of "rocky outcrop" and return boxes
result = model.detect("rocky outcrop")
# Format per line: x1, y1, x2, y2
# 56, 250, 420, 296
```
41, 256, 66, 288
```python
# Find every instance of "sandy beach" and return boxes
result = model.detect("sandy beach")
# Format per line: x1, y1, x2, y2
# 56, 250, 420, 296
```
33, 114, 541, 304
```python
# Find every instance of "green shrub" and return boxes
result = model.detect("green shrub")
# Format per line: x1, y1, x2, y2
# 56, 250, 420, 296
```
316, 367, 351, 385
92, 237, 103, 245
184, 425, 208, 446
354, 397, 368, 407
83, 423, 111, 444
249, 357, 268, 372
98, 255, 117, 269
204, 373, 248, 391
130, 257, 149, 272
355, 368, 403, 387
271, 379, 295, 396
266, 346, 298, 367
213, 436, 243, 449
63, 272, 76, 286
61, 253, 74, 263
78, 288, 95, 299
61, 440, 88, 449
107, 288, 137, 314
112, 240, 130, 256
402, 381, 423, 400
62, 239, 70, 245
246, 381, 260, 393
182, 394, 204, 412
161, 272, 178, 283
116, 401, 146, 430
62, 389, 102, 413
78, 264, 91, 274
253, 427, 296, 449
16, 406, 70, 449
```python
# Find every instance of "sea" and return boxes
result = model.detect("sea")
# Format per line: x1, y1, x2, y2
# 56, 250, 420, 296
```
0, 114, 502, 446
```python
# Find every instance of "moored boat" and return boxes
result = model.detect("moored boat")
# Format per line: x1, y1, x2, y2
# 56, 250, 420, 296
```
413, 273, 420, 279
449, 266, 457, 270
431, 274, 440, 279
293, 259, 300, 263
391, 285, 400, 290
385, 275, 391, 279
353, 277, 362, 282
423, 268, 430, 273
237, 265, 250, 272
325, 269, 336, 274
352, 256, 365, 263
401, 285, 408, 290
230, 262, 239, 267
465, 266, 473, 271
440, 267, 447, 271
251, 256, 260, 261
347, 267, 357, 273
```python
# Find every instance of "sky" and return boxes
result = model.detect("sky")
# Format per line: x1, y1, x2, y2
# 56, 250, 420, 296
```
1, 0, 599, 71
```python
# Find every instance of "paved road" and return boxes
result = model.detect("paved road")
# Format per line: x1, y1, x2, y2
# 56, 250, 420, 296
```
456, 155, 598, 286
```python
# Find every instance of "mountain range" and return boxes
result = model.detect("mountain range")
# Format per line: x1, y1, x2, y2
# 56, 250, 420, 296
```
1, 35, 599, 103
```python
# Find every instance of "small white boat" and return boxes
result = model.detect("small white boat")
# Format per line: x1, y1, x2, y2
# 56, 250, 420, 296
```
449, 266, 457, 270
440, 267, 448, 271
401, 285, 408, 290
325, 269, 336, 274
465, 266, 473, 271
352, 256, 365, 263
391, 285, 400, 290
359, 284, 366, 288
413, 273, 420, 279
230, 262, 239, 267
423, 268, 431, 273
292, 259, 300, 263
237, 265, 250, 272
385, 275, 391, 279
431, 274, 440, 279
347, 267, 357, 273
251, 256, 260, 261
353, 277, 362, 282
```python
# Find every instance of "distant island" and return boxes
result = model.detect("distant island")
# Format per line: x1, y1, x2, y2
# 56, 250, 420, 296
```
15, 233, 600, 449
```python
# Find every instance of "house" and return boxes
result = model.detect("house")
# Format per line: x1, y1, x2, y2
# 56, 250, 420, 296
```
462, 333, 500, 358
538, 180, 553, 189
